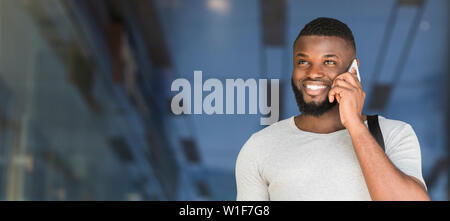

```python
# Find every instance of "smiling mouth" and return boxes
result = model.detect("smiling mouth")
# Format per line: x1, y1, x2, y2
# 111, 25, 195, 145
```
306, 85, 327, 90
303, 82, 330, 96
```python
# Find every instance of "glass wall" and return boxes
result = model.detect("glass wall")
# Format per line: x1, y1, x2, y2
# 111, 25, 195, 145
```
0, 0, 448, 200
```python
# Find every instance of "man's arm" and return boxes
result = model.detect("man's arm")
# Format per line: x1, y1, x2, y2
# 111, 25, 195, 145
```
347, 121, 430, 201
329, 68, 430, 201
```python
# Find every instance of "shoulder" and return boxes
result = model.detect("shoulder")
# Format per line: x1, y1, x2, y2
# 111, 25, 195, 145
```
377, 115, 415, 136
240, 117, 294, 154
377, 115, 419, 151
252, 117, 295, 139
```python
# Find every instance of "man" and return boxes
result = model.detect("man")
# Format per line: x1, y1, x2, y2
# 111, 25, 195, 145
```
235, 17, 430, 201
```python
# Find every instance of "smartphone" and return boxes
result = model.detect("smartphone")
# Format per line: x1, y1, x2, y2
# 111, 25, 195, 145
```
348, 59, 361, 82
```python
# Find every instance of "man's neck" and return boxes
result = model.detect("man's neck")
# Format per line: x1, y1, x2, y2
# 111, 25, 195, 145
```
294, 105, 366, 134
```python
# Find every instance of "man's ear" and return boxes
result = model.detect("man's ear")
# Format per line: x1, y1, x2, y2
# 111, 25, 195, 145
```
356, 58, 359, 67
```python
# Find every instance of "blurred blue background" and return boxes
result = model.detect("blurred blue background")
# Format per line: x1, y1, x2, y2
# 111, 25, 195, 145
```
0, 0, 448, 200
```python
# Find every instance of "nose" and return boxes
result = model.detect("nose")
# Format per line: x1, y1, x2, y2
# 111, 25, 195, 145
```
307, 64, 325, 79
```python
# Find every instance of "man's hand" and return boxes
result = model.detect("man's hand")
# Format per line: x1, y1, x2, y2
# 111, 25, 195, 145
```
328, 68, 366, 129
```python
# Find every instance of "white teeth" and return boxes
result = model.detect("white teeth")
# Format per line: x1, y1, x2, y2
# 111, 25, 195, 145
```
306, 85, 326, 90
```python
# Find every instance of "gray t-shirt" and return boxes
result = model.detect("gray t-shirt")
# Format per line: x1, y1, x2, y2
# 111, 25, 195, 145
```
235, 116, 426, 201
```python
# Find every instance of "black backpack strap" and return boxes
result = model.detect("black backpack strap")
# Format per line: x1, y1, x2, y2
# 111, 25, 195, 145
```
367, 115, 385, 152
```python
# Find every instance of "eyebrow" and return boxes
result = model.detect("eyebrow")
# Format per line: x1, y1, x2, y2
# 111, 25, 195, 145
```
295, 53, 340, 59
323, 54, 339, 59
296, 53, 308, 57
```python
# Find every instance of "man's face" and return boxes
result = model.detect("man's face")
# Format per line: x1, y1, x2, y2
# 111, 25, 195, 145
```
292, 35, 355, 116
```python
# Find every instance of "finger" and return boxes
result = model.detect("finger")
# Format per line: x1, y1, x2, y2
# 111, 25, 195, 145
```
332, 79, 355, 90
334, 71, 360, 89
331, 93, 343, 103
350, 67, 357, 75
328, 86, 351, 102
349, 67, 360, 84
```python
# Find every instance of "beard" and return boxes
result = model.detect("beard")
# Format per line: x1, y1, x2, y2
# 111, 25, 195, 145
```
291, 78, 337, 117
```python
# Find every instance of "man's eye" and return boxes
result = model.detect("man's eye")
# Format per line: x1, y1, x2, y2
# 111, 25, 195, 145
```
298, 60, 308, 65
324, 60, 336, 65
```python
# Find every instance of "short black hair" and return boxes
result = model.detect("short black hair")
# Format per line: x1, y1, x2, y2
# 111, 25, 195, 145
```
294, 17, 356, 51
